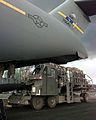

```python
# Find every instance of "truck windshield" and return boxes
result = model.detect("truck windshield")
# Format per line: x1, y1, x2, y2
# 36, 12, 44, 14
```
32, 65, 44, 75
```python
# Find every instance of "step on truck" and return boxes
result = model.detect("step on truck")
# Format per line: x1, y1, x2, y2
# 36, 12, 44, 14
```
7, 63, 91, 110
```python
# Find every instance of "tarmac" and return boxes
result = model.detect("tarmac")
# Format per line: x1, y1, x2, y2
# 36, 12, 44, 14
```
6, 98, 96, 120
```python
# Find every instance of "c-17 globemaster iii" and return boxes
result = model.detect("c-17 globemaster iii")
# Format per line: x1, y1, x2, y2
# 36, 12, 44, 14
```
0, 0, 96, 70
0, 0, 90, 69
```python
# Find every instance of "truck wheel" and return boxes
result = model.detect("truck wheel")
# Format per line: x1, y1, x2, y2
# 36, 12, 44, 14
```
31, 97, 44, 110
84, 93, 89, 102
81, 93, 89, 102
47, 96, 56, 108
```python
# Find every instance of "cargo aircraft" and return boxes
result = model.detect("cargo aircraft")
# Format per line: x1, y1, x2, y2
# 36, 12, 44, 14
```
0, 0, 95, 70
0, 0, 96, 84
0, 0, 96, 70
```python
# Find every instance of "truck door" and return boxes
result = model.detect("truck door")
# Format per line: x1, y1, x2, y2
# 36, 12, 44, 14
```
46, 67, 58, 95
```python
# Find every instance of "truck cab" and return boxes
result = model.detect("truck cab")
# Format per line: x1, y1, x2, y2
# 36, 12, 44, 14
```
30, 64, 59, 96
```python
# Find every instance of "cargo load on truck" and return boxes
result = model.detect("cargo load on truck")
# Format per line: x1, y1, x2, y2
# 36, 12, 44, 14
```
5, 63, 92, 110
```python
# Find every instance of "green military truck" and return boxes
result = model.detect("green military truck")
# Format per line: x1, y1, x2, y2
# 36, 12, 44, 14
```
7, 63, 91, 110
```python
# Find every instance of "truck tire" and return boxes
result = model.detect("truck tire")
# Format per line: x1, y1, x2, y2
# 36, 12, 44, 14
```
81, 93, 89, 102
84, 93, 89, 102
47, 96, 56, 108
31, 97, 44, 110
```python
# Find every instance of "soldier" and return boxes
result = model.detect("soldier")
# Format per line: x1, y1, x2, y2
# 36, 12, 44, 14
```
0, 99, 7, 120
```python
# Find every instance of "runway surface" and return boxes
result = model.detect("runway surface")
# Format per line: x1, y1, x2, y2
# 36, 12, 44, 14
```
6, 100, 96, 120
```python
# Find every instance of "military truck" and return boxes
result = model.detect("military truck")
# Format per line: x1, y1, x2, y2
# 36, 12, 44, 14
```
7, 63, 91, 110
